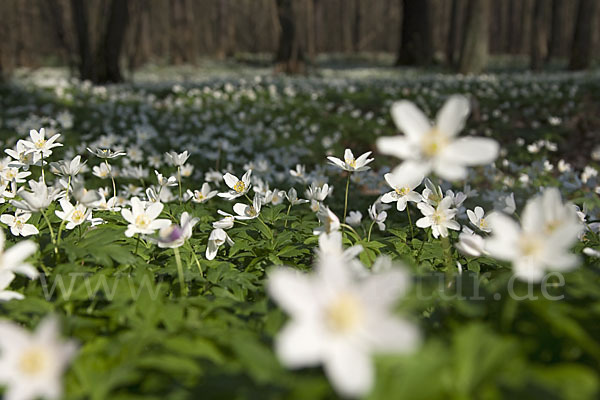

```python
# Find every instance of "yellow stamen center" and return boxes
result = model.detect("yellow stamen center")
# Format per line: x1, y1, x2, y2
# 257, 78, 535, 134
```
346, 158, 357, 168
325, 293, 363, 333
233, 181, 246, 193
135, 214, 151, 229
72, 210, 85, 223
34, 139, 46, 149
19, 347, 48, 376
395, 187, 410, 196
421, 128, 448, 158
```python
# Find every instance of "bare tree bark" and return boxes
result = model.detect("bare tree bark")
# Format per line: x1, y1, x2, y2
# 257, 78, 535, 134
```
274, 0, 305, 74
458, 0, 490, 74
70, 0, 94, 81
396, 0, 433, 66
530, 0, 549, 70
306, 0, 316, 60
569, 0, 599, 70
446, 0, 463, 67
353, 0, 361, 52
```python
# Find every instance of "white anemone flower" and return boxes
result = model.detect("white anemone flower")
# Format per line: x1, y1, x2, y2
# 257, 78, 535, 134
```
165, 150, 190, 167
346, 211, 362, 227
267, 257, 420, 397
54, 199, 94, 230
92, 163, 111, 179
5, 140, 41, 170
219, 170, 252, 200
49, 155, 86, 177
485, 188, 582, 282
381, 164, 424, 211
206, 228, 234, 260
0, 210, 39, 237
121, 197, 171, 237
156, 212, 199, 249
285, 188, 309, 206
467, 206, 492, 233
416, 196, 460, 238
314, 207, 340, 235
376, 95, 499, 181
368, 202, 388, 231
86, 147, 126, 159
0, 316, 78, 400
213, 210, 235, 230
305, 182, 332, 202
11, 180, 58, 212
188, 183, 218, 204
327, 148, 374, 172
22, 128, 62, 158
455, 227, 487, 257
233, 194, 262, 220
0, 229, 38, 301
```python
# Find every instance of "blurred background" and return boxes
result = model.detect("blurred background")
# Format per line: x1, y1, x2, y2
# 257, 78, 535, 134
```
0, 0, 598, 83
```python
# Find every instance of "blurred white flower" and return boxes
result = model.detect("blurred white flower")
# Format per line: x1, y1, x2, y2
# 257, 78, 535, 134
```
0, 229, 38, 301
485, 188, 582, 282
267, 257, 419, 397
0, 316, 77, 400
376, 95, 499, 180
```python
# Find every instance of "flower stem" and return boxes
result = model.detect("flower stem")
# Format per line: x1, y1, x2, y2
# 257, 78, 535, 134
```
187, 242, 203, 278
367, 220, 376, 242
173, 247, 187, 296
415, 229, 429, 265
40, 152, 46, 184
65, 175, 72, 202
343, 173, 351, 227
135, 234, 141, 255
406, 206, 414, 240
106, 160, 117, 200
40, 209, 58, 256
177, 166, 182, 205
283, 204, 292, 228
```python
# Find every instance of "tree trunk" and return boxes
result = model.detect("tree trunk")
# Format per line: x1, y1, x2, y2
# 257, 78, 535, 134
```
446, 0, 462, 67
70, 0, 94, 81
546, 0, 563, 61
568, 0, 598, 70
274, 0, 305, 74
95, 0, 129, 82
458, 0, 490, 74
306, 0, 316, 60
530, 0, 549, 70
396, 0, 433, 66
353, 0, 361, 52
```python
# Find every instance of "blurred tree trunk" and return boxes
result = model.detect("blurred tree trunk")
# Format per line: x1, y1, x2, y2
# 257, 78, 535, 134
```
569, 0, 599, 70
546, 0, 563, 61
216, 0, 235, 59
396, 0, 433, 66
458, 0, 490, 74
95, 0, 129, 82
306, 0, 316, 60
70, 0, 94, 81
530, 0, 549, 70
274, 0, 305, 74
353, 0, 361, 52
446, 0, 463, 67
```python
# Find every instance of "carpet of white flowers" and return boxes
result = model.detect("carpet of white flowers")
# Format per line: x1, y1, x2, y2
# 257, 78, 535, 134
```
0, 67, 600, 400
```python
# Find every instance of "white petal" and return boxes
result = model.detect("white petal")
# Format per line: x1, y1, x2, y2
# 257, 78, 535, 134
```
376, 136, 418, 160
435, 95, 470, 137
324, 343, 374, 398
268, 268, 316, 317
390, 101, 431, 140
441, 137, 499, 166
275, 321, 325, 368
